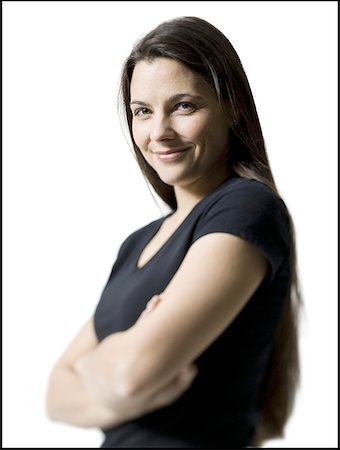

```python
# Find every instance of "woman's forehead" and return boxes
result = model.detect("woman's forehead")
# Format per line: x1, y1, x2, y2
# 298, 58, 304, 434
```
130, 58, 210, 100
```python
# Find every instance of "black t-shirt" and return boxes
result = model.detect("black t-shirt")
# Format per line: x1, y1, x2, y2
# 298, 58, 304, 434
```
94, 175, 291, 448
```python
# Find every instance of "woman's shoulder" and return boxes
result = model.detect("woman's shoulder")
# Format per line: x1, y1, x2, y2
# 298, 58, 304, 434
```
215, 175, 284, 201
193, 176, 292, 280
203, 176, 289, 219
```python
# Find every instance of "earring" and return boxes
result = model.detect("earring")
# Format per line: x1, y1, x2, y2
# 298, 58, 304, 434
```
232, 119, 238, 126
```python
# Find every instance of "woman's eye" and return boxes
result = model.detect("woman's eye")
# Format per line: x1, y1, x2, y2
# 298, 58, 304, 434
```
134, 107, 150, 117
176, 102, 196, 112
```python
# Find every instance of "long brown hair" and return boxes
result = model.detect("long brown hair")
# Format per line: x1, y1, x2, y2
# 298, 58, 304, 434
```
119, 16, 302, 446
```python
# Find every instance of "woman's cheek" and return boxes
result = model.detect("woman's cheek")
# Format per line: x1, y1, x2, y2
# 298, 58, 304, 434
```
132, 122, 147, 152
177, 115, 207, 141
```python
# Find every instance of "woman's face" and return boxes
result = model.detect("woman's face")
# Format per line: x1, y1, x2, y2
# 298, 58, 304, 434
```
130, 57, 232, 188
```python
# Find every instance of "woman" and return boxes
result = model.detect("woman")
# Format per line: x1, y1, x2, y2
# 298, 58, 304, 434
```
46, 16, 302, 448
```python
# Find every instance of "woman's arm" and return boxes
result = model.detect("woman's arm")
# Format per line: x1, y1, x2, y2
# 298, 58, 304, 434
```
69, 233, 269, 411
112, 233, 269, 399
45, 317, 121, 428
46, 305, 197, 428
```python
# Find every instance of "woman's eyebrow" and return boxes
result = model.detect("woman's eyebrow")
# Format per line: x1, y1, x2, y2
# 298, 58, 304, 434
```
169, 93, 205, 102
130, 93, 205, 106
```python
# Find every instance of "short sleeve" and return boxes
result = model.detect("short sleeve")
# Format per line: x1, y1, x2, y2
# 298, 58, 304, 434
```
192, 179, 291, 281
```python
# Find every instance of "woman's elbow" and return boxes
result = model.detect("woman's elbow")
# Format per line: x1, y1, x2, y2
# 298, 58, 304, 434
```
45, 370, 62, 421
45, 364, 77, 423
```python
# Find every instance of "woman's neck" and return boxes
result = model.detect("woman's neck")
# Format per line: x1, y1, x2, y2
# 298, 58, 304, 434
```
172, 166, 231, 221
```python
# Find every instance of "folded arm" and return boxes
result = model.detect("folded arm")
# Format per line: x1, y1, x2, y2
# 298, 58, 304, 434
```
46, 232, 268, 427
45, 317, 120, 428
46, 304, 196, 428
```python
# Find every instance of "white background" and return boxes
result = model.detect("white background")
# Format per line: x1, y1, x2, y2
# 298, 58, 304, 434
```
2, 1, 338, 448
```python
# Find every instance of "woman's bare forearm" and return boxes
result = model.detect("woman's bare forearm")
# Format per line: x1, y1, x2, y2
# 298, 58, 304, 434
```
46, 317, 129, 429
46, 298, 197, 430
46, 365, 125, 429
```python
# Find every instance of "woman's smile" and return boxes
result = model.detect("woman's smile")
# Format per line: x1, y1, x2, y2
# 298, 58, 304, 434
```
152, 147, 192, 162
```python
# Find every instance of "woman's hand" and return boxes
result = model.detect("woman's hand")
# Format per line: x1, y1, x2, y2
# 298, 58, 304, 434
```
74, 295, 198, 423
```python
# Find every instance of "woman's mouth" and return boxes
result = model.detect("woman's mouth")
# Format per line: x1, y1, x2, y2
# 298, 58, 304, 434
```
153, 147, 191, 162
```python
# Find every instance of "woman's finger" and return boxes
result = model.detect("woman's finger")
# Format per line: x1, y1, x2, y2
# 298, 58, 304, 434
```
136, 295, 162, 323
146, 295, 161, 311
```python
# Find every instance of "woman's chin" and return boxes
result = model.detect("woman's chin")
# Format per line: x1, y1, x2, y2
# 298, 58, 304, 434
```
157, 173, 188, 187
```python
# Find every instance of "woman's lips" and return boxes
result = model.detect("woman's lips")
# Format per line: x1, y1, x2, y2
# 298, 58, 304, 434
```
153, 147, 190, 162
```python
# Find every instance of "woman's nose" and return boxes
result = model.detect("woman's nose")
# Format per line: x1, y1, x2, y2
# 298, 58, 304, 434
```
149, 114, 175, 142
